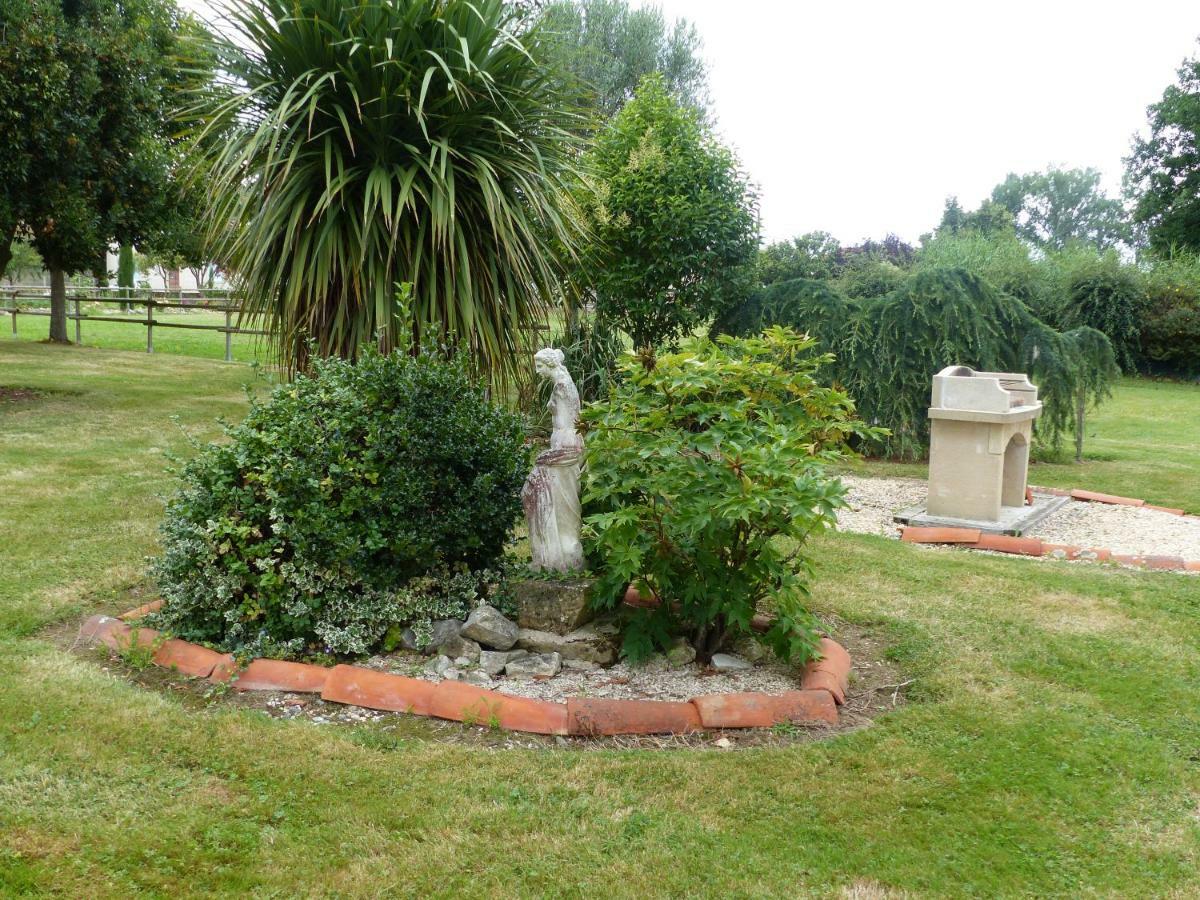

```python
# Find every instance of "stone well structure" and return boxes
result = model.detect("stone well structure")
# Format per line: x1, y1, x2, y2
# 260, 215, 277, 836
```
896, 366, 1068, 535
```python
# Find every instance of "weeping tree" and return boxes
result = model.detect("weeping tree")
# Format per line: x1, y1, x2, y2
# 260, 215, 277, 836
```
713, 268, 1119, 460
188, 0, 587, 382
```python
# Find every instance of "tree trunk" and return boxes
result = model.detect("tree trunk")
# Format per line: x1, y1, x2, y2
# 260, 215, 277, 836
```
1074, 388, 1086, 463
49, 268, 70, 343
0, 221, 15, 281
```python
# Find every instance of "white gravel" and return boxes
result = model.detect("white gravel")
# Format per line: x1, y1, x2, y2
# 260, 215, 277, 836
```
490, 658, 803, 702
833, 474, 1200, 568
361, 647, 805, 702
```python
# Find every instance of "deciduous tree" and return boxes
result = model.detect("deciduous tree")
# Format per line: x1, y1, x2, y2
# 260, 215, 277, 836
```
581, 74, 758, 350
1126, 51, 1200, 254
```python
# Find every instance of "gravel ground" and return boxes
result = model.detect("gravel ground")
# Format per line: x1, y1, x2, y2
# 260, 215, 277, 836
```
363, 648, 806, 702
490, 658, 803, 702
834, 473, 1200, 566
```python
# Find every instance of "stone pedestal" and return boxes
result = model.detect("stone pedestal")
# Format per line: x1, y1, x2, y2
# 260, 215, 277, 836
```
511, 578, 595, 635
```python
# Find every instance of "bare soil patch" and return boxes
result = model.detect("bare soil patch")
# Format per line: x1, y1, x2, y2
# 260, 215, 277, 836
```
0, 386, 44, 403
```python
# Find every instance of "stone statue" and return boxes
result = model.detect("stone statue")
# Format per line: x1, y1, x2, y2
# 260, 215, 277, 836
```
522, 348, 584, 572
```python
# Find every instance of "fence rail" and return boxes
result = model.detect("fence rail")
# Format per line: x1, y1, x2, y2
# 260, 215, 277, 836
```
1, 287, 266, 362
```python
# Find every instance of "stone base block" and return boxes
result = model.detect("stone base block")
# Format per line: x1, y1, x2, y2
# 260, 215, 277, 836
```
511, 577, 595, 635
895, 493, 1069, 537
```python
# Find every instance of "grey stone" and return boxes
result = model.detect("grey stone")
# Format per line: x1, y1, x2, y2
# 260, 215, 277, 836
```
479, 649, 527, 676
405, 619, 463, 654
461, 670, 495, 688
504, 652, 562, 677
562, 657, 601, 672
438, 634, 481, 662
666, 637, 697, 668
515, 622, 618, 666
461, 604, 520, 650
732, 637, 769, 664
710, 652, 752, 672
424, 654, 454, 676
443, 668, 461, 681
454, 656, 472, 667
399, 628, 422, 652
511, 577, 595, 635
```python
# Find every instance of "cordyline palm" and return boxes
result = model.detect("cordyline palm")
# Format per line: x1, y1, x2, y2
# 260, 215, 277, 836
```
188, 0, 585, 381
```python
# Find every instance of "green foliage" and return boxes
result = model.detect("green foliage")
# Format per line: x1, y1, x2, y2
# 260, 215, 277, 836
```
581, 327, 880, 663
916, 227, 1048, 313
150, 348, 527, 657
2, 240, 44, 285
1139, 251, 1200, 376
757, 232, 843, 285
0, 0, 184, 337
840, 269, 1035, 457
710, 278, 855, 356
1059, 263, 1147, 372
188, 0, 586, 382
581, 74, 759, 350
540, 0, 709, 120
834, 255, 908, 300
1126, 51, 1200, 254
990, 168, 1130, 250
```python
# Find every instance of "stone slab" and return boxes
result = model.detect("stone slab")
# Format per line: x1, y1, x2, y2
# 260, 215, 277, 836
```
894, 493, 1069, 537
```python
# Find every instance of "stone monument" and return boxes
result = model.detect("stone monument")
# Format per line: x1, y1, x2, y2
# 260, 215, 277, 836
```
522, 348, 585, 572
895, 366, 1068, 535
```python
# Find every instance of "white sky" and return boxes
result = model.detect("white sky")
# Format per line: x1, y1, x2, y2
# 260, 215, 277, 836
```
641, 0, 1200, 244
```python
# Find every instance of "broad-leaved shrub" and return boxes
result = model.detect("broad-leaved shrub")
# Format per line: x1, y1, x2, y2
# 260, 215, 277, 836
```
581, 328, 881, 664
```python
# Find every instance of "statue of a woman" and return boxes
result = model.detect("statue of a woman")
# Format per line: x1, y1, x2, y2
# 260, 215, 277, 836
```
522, 348, 584, 572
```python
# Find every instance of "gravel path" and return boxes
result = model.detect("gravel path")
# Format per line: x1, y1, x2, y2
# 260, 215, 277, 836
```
834, 474, 1200, 566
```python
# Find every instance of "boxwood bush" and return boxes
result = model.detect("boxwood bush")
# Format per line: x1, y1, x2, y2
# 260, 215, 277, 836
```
150, 349, 527, 658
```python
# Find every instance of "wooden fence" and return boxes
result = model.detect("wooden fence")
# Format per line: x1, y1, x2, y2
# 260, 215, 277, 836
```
1, 286, 267, 362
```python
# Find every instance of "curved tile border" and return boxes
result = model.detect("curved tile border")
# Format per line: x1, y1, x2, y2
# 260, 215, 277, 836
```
82, 611, 850, 736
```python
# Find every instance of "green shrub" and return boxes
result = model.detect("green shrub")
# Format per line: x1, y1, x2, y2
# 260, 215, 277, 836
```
1141, 254, 1200, 376
580, 74, 759, 350
833, 255, 907, 300
1059, 264, 1146, 372
581, 327, 881, 664
710, 277, 855, 358
149, 349, 527, 658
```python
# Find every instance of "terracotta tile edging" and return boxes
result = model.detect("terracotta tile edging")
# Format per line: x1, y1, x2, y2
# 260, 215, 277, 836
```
83, 615, 850, 737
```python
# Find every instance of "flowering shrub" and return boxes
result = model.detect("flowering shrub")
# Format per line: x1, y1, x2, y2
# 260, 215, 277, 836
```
581, 328, 881, 664
149, 349, 526, 658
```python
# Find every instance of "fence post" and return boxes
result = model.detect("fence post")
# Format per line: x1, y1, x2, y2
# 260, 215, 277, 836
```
146, 300, 154, 353
73, 297, 81, 345
9, 292, 16, 338
224, 308, 233, 362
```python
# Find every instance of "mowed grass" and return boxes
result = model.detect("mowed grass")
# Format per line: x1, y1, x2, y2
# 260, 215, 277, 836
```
6, 305, 269, 364
849, 375, 1200, 512
2, 341, 1199, 897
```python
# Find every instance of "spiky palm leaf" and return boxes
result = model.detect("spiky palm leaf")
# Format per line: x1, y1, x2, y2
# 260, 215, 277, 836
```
187, 0, 586, 381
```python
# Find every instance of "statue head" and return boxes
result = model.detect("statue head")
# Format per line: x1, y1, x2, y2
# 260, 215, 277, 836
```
534, 347, 567, 381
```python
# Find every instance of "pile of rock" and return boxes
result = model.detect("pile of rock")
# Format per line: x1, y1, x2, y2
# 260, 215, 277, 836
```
406, 579, 623, 688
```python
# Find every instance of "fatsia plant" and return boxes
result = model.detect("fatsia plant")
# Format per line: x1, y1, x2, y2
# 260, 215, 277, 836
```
581, 327, 883, 664
187, 0, 587, 381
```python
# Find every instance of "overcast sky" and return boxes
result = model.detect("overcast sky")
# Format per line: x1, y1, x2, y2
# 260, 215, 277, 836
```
640, 0, 1200, 244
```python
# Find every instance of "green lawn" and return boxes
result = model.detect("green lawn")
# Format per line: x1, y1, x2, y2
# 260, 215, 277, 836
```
6, 305, 269, 364
2, 341, 1199, 897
